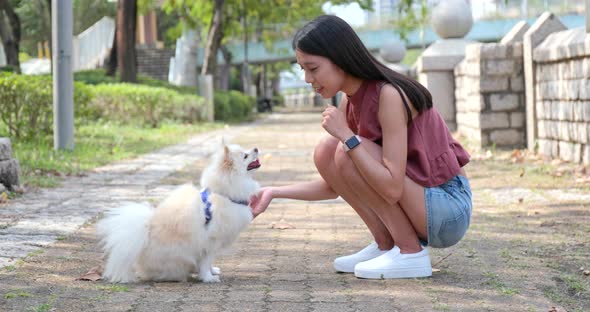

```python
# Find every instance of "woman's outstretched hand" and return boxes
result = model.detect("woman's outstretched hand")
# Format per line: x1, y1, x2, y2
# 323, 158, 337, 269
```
322, 104, 353, 141
249, 187, 273, 218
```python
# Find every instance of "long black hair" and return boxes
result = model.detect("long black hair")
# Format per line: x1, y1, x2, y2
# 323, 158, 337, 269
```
292, 15, 432, 124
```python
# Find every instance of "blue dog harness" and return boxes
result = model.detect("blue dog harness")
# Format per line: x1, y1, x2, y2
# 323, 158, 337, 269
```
200, 188, 249, 226
200, 188, 213, 225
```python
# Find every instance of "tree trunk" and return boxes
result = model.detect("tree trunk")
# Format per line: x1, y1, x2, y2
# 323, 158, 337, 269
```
218, 45, 232, 90
0, 0, 21, 72
45, 0, 52, 72
105, 25, 117, 76
200, 0, 224, 76
117, 0, 137, 82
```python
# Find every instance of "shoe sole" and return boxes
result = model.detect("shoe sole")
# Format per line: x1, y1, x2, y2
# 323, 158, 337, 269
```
354, 267, 432, 279
333, 261, 355, 273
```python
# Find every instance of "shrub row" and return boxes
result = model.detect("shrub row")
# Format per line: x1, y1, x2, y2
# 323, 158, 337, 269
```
0, 73, 93, 140
214, 90, 256, 122
0, 73, 205, 139
0, 71, 256, 140
89, 83, 206, 127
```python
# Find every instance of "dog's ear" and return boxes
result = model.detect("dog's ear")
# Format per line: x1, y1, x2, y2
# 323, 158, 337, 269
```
222, 145, 233, 169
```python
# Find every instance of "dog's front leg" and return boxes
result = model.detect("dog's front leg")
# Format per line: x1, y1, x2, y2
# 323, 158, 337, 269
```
198, 257, 220, 283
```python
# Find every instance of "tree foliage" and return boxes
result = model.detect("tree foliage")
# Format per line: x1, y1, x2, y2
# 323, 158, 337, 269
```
162, 0, 373, 89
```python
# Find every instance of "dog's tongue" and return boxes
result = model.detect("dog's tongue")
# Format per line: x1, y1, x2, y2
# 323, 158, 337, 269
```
247, 158, 261, 170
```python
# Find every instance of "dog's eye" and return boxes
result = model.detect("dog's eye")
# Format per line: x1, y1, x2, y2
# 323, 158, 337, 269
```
243, 153, 248, 159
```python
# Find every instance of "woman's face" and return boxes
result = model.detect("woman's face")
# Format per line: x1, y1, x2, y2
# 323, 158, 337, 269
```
295, 49, 345, 99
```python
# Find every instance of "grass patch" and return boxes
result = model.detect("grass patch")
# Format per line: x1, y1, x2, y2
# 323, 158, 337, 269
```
29, 295, 56, 312
562, 275, 586, 295
3, 265, 16, 272
5, 290, 32, 299
32, 303, 52, 312
13, 120, 221, 188
97, 284, 129, 292
482, 272, 519, 296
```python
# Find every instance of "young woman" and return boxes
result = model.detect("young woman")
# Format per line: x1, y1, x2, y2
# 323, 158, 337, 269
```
249, 15, 472, 279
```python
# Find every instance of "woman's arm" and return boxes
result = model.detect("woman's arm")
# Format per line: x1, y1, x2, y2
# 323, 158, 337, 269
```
346, 84, 409, 204
321, 84, 410, 206
250, 179, 338, 217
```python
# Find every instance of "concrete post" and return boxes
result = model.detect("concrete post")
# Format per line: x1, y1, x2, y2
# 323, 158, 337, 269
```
198, 74, 214, 122
416, 39, 472, 131
522, 12, 566, 151
416, 0, 473, 131
52, 0, 74, 150
0, 44, 6, 66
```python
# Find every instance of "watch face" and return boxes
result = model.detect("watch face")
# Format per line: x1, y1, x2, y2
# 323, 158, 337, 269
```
345, 136, 360, 149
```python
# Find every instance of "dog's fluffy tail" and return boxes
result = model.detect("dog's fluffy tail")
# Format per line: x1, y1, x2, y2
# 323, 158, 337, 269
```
96, 202, 153, 283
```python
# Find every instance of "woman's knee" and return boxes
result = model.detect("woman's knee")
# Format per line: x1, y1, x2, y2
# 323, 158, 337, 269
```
333, 143, 356, 178
314, 136, 339, 170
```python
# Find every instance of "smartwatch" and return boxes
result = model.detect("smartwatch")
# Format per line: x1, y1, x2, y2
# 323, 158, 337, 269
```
344, 135, 362, 152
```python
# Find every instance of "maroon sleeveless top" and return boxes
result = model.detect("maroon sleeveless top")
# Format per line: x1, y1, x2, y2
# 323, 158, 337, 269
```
345, 80, 470, 187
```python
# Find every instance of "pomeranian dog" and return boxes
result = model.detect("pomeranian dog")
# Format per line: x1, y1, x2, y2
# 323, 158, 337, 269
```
96, 142, 261, 283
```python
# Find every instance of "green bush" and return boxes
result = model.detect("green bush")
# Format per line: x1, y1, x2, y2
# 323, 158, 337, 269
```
74, 69, 198, 95
74, 69, 118, 85
0, 73, 92, 139
0, 66, 19, 73
89, 83, 205, 127
213, 91, 255, 121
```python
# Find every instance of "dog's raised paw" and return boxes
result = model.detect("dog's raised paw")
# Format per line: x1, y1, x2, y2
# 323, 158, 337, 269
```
211, 266, 221, 275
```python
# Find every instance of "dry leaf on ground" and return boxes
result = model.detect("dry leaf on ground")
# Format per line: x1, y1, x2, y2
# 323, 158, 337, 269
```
269, 219, 296, 229
76, 266, 103, 281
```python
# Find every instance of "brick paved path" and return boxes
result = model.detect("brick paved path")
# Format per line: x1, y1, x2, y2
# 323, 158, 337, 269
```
1, 111, 588, 311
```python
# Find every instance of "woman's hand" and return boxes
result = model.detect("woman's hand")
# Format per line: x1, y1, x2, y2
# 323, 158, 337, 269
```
249, 187, 274, 218
322, 104, 354, 142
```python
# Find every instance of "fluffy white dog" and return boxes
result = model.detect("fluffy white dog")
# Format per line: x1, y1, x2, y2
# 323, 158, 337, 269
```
96, 143, 260, 283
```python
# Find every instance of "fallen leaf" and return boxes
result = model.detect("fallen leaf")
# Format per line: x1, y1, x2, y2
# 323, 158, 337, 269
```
0, 192, 8, 203
269, 218, 296, 230
76, 266, 103, 281
583, 270, 590, 276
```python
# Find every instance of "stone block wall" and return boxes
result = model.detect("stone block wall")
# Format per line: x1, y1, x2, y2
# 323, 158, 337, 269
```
533, 28, 590, 164
0, 138, 20, 192
454, 42, 526, 148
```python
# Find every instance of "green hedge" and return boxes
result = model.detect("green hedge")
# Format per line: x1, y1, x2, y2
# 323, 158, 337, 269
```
74, 69, 197, 95
0, 73, 92, 139
214, 90, 255, 121
0, 71, 255, 141
89, 83, 205, 127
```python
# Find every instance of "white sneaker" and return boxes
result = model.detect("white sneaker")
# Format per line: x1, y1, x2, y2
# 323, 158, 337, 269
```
333, 242, 388, 273
354, 246, 432, 279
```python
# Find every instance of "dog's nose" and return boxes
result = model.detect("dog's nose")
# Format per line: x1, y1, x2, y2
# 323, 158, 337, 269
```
253, 148, 259, 154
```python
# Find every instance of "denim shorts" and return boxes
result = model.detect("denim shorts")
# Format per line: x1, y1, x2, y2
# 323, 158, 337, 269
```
423, 175, 472, 248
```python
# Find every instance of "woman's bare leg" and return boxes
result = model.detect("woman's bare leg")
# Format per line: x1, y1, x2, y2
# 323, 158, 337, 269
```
314, 136, 394, 249
332, 138, 427, 254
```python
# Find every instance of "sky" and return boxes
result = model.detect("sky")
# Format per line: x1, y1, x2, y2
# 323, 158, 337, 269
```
322, 0, 496, 27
